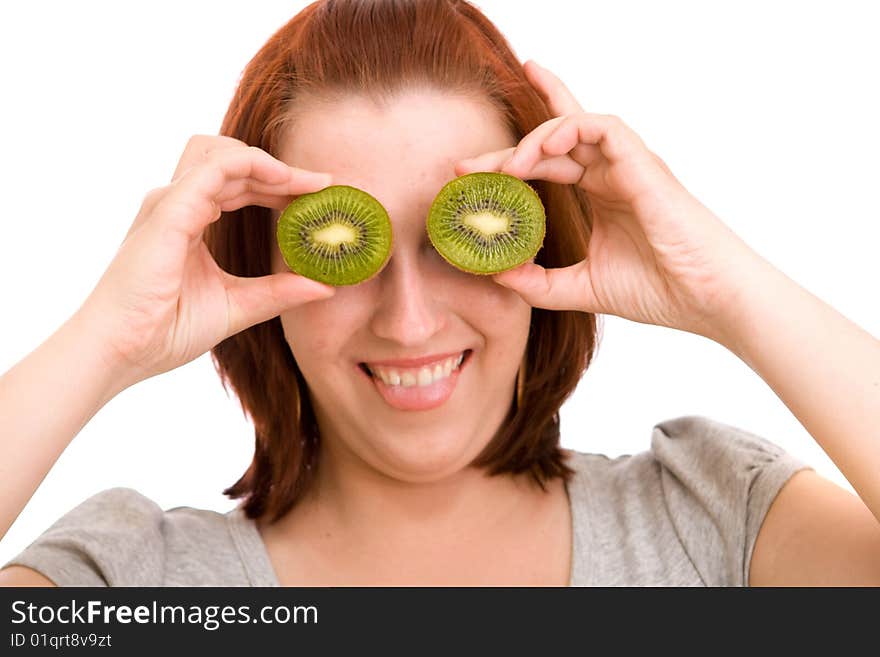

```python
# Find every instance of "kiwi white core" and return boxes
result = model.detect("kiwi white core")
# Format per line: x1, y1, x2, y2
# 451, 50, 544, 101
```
463, 212, 510, 237
313, 223, 358, 246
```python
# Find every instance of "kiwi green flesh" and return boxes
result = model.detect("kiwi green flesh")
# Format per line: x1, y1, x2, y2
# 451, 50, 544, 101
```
277, 185, 392, 286
427, 172, 546, 275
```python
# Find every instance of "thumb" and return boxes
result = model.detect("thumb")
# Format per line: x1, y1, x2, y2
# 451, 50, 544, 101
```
225, 272, 335, 335
492, 261, 596, 313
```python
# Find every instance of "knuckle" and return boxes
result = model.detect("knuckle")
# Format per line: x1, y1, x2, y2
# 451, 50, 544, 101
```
602, 114, 645, 154
202, 147, 240, 172
138, 187, 169, 215
143, 186, 166, 204
652, 152, 675, 177
184, 134, 211, 152
186, 134, 248, 159
604, 113, 625, 128
565, 112, 586, 131
202, 148, 223, 165
246, 145, 272, 163
218, 134, 248, 148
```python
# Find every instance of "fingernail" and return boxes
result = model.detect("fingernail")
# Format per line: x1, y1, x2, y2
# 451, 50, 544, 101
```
302, 171, 332, 187
492, 273, 513, 288
303, 280, 336, 297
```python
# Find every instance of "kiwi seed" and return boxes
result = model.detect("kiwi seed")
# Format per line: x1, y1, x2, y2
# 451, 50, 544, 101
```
276, 185, 393, 286
426, 172, 545, 275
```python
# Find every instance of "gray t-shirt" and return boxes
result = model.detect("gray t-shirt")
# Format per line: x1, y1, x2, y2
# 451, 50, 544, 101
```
4, 415, 809, 586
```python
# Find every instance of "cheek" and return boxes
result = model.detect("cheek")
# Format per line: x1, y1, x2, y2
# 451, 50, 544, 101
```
278, 293, 368, 365
278, 312, 324, 367
452, 274, 532, 341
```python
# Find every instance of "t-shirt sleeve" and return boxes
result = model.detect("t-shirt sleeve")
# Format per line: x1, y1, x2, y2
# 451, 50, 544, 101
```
3, 488, 166, 587
651, 416, 811, 586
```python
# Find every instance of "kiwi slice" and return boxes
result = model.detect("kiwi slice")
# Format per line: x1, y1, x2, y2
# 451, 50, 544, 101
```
276, 185, 393, 286
427, 172, 545, 275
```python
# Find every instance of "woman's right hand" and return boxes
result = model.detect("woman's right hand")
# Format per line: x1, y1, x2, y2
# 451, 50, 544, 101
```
79, 135, 336, 388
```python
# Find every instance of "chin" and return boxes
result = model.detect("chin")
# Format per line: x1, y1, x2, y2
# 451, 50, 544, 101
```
359, 425, 491, 483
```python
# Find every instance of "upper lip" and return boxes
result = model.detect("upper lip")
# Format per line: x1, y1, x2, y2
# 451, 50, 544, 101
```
361, 350, 468, 369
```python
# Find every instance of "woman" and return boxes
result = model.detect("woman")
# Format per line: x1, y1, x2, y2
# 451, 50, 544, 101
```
1, 0, 879, 586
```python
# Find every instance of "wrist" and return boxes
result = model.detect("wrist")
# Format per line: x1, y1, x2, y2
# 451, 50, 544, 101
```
0, 304, 142, 538
65, 304, 145, 404
705, 253, 799, 366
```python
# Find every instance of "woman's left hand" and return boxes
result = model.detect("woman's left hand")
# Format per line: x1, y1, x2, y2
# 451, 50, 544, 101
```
455, 60, 765, 343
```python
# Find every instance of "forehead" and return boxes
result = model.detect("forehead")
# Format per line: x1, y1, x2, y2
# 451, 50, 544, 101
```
277, 89, 515, 200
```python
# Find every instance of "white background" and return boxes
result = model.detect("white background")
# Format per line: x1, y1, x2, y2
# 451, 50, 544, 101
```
1, 0, 878, 565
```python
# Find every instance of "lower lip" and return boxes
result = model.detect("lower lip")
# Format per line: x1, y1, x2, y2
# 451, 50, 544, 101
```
360, 352, 469, 411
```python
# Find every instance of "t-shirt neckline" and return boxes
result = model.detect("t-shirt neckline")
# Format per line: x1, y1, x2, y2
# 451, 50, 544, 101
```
225, 452, 587, 587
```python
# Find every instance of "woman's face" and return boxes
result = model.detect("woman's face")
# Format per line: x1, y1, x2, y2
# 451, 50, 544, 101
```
271, 88, 531, 483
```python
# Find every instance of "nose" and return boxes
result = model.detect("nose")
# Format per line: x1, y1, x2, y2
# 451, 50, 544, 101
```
369, 251, 445, 347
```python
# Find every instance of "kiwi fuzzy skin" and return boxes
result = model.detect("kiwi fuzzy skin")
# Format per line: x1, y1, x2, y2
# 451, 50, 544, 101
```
426, 172, 546, 276
277, 185, 393, 286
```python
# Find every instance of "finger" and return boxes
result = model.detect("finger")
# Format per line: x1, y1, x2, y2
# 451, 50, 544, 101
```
454, 148, 584, 185
526, 156, 590, 185
493, 261, 599, 313
214, 176, 323, 205
172, 134, 248, 182
651, 152, 679, 181
543, 113, 647, 164
155, 147, 332, 239
455, 147, 516, 176
124, 187, 168, 242
542, 124, 605, 172
564, 143, 604, 170
456, 148, 588, 185
130, 158, 319, 241
523, 60, 586, 117
224, 271, 336, 337
500, 116, 565, 175
218, 192, 298, 213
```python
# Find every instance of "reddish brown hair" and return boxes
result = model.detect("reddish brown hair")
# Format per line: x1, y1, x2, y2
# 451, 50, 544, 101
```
205, 0, 598, 522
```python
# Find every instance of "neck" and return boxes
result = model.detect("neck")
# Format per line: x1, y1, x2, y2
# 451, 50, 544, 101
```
285, 435, 543, 547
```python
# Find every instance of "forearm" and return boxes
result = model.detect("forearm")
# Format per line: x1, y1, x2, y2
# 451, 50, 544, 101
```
719, 256, 880, 521
0, 310, 133, 540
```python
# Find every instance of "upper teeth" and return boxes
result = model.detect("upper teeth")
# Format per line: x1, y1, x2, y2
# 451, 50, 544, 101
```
368, 353, 464, 387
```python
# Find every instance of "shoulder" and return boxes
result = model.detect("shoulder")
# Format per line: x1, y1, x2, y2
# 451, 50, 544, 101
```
563, 415, 810, 586
3, 488, 248, 586
566, 414, 803, 490
649, 415, 811, 534
2, 488, 164, 586
651, 414, 795, 471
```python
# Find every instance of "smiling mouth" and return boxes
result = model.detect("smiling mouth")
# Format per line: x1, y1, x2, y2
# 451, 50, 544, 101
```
357, 350, 472, 412
359, 350, 471, 387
